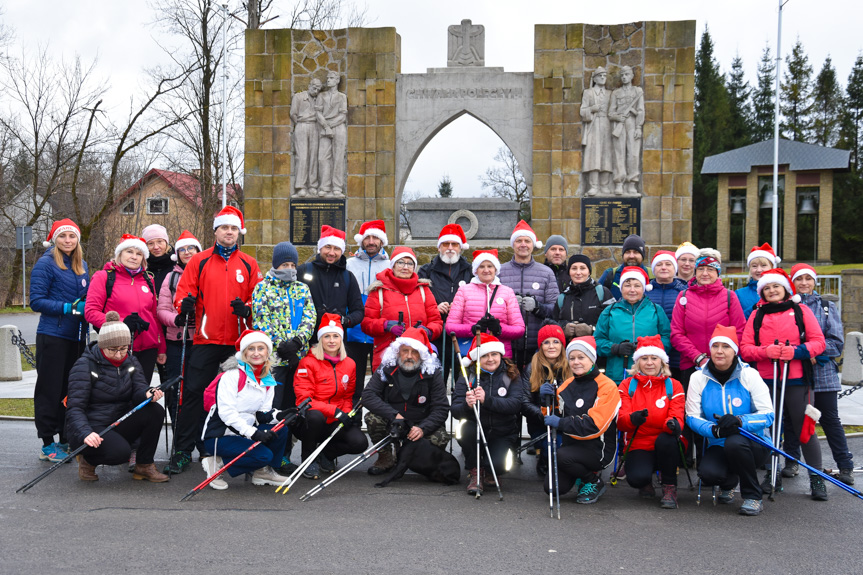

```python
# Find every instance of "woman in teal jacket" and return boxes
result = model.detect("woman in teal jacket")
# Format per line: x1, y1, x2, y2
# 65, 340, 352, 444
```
594, 267, 670, 384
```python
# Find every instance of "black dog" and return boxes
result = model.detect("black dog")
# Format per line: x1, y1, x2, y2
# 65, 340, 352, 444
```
374, 419, 461, 488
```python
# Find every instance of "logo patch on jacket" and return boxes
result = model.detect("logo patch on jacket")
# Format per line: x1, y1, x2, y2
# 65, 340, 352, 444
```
236, 270, 244, 283
732, 397, 743, 408
418, 395, 426, 404
655, 398, 666, 408
497, 387, 507, 397
297, 368, 308, 375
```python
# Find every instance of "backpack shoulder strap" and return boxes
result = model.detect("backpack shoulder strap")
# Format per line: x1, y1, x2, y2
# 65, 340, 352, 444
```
170, 270, 181, 294
557, 293, 565, 309
664, 377, 673, 400
88, 357, 101, 383
752, 306, 766, 346
420, 284, 426, 304
102, 270, 116, 312
236, 369, 248, 393
627, 377, 637, 397
595, 285, 604, 301
143, 271, 156, 296
791, 302, 807, 344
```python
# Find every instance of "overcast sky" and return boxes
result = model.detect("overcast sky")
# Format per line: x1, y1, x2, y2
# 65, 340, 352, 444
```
4, 0, 861, 199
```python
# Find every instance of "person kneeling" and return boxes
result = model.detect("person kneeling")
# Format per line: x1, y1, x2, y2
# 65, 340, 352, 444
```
293, 314, 368, 479
201, 330, 297, 490
65, 312, 168, 483
452, 333, 523, 495
686, 325, 775, 516
542, 337, 620, 504
617, 335, 686, 509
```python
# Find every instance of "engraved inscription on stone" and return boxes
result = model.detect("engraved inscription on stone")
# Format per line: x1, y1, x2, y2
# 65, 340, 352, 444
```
406, 87, 524, 99
448, 19, 485, 66
581, 197, 641, 246
290, 199, 346, 246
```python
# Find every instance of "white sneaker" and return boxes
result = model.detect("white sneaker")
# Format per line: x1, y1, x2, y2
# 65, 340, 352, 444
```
202, 456, 228, 490
251, 465, 289, 486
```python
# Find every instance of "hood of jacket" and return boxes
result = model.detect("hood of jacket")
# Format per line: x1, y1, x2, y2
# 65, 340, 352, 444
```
351, 248, 389, 263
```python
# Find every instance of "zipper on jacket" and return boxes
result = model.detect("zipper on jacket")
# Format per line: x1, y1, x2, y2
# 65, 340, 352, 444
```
404, 294, 412, 325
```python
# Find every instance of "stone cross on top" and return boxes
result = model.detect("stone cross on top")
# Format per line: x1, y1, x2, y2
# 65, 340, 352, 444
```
448, 19, 485, 66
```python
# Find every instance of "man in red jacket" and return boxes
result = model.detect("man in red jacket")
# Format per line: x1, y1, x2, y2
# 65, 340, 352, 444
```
165, 206, 263, 474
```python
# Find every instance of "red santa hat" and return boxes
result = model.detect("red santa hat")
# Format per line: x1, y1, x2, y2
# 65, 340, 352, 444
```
471, 249, 500, 275
114, 234, 149, 260
353, 220, 388, 247
235, 329, 273, 360
317, 225, 346, 253
747, 243, 779, 267
317, 313, 344, 340
565, 336, 597, 364
651, 250, 678, 275
437, 223, 469, 250
632, 334, 669, 364
510, 220, 542, 249
171, 230, 203, 261
461, 333, 506, 367
619, 266, 652, 291
791, 263, 817, 283
389, 246, 418, 270
675, 242, 699, 260
213, 205, 246, 234
43, 218, 81, 248
709, 324, 739, 355
757, 268, 800, 303
394, 326, 437, 364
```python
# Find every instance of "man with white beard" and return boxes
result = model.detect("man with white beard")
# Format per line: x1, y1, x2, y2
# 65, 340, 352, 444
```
418, 224, 473, 382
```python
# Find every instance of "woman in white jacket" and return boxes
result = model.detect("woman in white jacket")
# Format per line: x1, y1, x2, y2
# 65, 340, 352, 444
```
200, 330, 297, 490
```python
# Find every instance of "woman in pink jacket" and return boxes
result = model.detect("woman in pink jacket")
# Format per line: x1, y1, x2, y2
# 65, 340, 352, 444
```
85, 234, 166, 384
740, 268, 827, 499
446, 250, 525, 358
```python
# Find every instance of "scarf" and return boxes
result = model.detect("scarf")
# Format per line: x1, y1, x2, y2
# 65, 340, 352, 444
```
707, 356, 739, 385
385, 268, 418, 293
100, 350, 126, 367
214, 242, 238, 261
146, 251, 174, 273
269, 267, 298, 282
238, 359, 278, 387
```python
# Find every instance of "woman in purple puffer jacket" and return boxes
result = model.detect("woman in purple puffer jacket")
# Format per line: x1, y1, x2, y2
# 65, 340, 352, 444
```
446, 250, 525, 358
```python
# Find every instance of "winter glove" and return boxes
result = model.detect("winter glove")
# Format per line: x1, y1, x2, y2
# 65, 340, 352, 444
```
611, 341, 636, 357
64, 300, 86, 315
539, 382, 556, 403
778, 345, 794, 361
484, 315, 502, 336
564, 323, 578, 339
180, 295, 197, 316
515, 295, 524, 307
334, 409, 352, 426
419, 325, 433, 339
123, 314, 149, 334
792, 345, 810, 361
255, 410, 274, 424
574, 322, 593, 337
173, 314, 187, 327
275, 408, 298, 422
629, 408, 649, 427
340, 315, 352, 329
714, 413, 742, 437
252, 429, 277, 444
277, 338, 302, 360
665, 418, 681, 438
230, 297, 252, 318
522, 295, 537, 313
765, 344, 783, 360
385, 321, 405, 337
544, 414, 561, 429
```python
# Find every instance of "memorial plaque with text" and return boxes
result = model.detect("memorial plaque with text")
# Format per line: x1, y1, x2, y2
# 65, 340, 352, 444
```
290, 199, 346, 246
581, 198, 641, 246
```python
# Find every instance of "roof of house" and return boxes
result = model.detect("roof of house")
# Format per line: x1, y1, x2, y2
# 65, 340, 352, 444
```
117, 168, 241, 208
701, 138, 851, 174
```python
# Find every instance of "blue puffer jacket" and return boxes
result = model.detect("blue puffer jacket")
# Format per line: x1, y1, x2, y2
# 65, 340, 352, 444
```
735, 279, 760, 319
647, 278, 686, 368
30, 248, 90, 341
685, 360, 774, 449
498, 258, 559, 352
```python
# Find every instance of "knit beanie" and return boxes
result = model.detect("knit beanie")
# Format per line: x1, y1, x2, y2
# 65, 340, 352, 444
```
141, 224, 170, 244
98, 311, 131, 350
621, 234, 646, 259
567, 254, 592, 274
272, 241, 299, 268
544, 235, 569, 255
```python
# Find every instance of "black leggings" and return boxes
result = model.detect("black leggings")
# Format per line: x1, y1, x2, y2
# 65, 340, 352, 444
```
293, 410, 368, 460
546, 442, 602, 495
625, 433, 680, 488
76, 402, 165, 466
767, 382, 822, 472
456, 421, 517, 472
698, 434, 769, 500
784, 390, 853, 469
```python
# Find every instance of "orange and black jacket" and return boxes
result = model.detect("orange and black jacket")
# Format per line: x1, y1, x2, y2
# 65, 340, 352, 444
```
554, 368, 621, 468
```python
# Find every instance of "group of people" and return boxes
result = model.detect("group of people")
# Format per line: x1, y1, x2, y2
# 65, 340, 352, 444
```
29, 207, 854, 516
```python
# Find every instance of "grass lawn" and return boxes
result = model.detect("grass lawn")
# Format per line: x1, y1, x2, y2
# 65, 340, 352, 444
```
0, 306, 31, 314
0, 398, 34, 417
20, 345, 35, 372
814, 263, 863, 275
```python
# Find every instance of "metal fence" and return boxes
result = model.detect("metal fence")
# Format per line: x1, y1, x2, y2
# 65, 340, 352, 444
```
722, 274, 842, 313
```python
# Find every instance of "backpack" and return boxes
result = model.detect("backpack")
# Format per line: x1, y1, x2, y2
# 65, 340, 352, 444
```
101, 268, 156, 311
203, 369, 247, 413
556, 285, 605, 311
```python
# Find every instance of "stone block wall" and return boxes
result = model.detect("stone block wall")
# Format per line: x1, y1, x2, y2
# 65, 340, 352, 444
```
842, 269, 863, 336
532, 21, 695, 252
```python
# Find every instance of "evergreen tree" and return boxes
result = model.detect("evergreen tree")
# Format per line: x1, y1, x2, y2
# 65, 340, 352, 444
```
726, 54, 753, 148
752, 44, 776, 142
692, 26, 731, 247
780, 37, 814, 141
438, 175, 453, 198
838, 54, 863, 171
811, 56, 843, 147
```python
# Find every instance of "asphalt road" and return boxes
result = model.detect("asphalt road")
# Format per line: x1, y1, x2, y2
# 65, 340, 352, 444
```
2, 420, 861, 575
1, 312, 39, 343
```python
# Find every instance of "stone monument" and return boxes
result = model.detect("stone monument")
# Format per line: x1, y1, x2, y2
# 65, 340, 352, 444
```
290, 78, 322, 197
317, 70, 347, 198
448, 19, 484, 66
580, 67, 612, 196
608, 65, 644, 196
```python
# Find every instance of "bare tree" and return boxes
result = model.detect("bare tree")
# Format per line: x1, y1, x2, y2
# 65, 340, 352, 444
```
399, 188, 421, 241
479, 147, 530, 221
238, 0, 369, 30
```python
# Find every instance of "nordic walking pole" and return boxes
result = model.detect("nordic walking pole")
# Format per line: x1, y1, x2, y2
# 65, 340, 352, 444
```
300, 435, 393, 501
543, 385, 553, 517
738, 428, 863, 501
474, 331, 482, 499
552, 379, 561, 520
769, 339, 780, 498
678, 438, 694, 490
771, 339, 791, 500
17, 376, 181, 494
168, 311, 190, 477
180, 398, 311, 502
276, 399, 363, 494
610, 425, 640, 486
516, 434, 545, 455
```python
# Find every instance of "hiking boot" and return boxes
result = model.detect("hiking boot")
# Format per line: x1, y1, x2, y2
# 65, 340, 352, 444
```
638, 484, 656, 499
466, 468, 483, 496
810, 475, 828, 501
837, 468, 855, 486
163, 451, 192, 474
132, 463, 169, 483
202, 456, 228, 490
717, 488, 735, 504
276, 457, 298, 476
659, 484, 678, 509
367, 445, 395, 476
251, 466, 289, 486
738, 498, 763, 516
77, 455, 98, 481
302, 461, 321, 480
127, 449, 137, 473
481, 467, 496, 487
576, 477, 606, 504
319, 454, 337, 475
781, 461, 799, 478
615, 462, 626, 481
760, 473, 782, 495
39, 443, 66, 463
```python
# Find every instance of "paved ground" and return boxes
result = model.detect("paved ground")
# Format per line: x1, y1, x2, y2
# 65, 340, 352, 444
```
0, 312, 39, 344
2, 419, 861, 575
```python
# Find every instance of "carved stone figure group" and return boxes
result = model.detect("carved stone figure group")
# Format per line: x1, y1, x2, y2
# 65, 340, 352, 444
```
291, 71, 348, 198
581, 66, 644, 197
